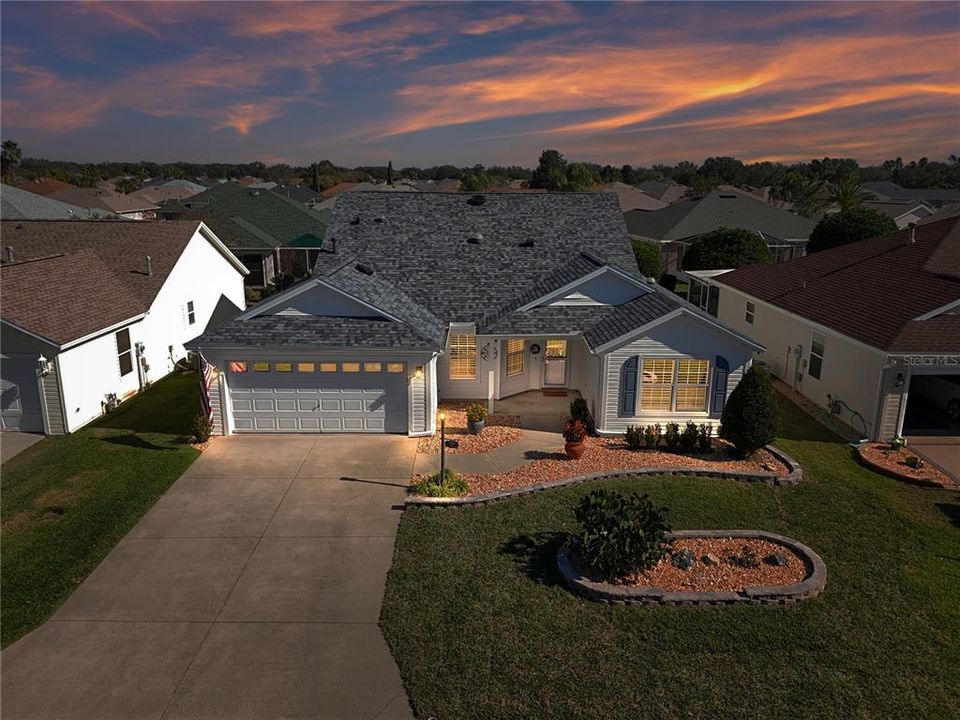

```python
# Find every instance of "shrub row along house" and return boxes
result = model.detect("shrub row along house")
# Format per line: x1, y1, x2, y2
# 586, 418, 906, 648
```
189, 192, 761, 436
0, 221, 246, 433
689, 216, 960, 441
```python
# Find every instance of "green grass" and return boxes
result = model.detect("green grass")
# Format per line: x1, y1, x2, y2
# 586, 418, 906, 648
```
382, 395, 960, 719
1, 372, 201, 647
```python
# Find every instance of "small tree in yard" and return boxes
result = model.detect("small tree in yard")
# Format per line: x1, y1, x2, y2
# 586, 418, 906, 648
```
807, 207, 897, 253
631, 239, 662, 280
681, 227, 769, 271
719, 366, 779, 457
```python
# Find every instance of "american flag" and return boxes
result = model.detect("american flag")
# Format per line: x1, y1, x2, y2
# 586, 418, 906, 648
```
199, 353, 215, 421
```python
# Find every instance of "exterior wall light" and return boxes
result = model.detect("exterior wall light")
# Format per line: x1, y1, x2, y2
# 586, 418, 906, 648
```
36, 354, 51, 377
414, 365, 424, 379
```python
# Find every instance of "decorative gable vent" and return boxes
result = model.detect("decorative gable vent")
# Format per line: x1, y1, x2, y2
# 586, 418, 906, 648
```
467, 194, 486, 206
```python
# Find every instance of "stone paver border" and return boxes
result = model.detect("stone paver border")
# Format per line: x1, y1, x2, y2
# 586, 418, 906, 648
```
406, 444, 802, 506
854, 444, 953, 489
557, 530, 827, 606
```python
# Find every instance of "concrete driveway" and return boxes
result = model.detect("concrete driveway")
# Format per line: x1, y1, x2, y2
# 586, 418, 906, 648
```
1, 434, 418, 720
908, 436, 960, 483
1, 431, 44, 464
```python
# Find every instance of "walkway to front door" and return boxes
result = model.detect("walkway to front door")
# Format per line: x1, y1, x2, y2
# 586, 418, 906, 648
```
1, 435, 417, 720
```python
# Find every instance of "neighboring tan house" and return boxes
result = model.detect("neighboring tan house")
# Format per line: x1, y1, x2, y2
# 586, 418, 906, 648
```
700, 217, 960, 441
626, 190, 817, 273
600, 182, 669, 213
636, 180, 689, 204
863, 200, 934, 229
47, 188, 159, 219
157, 182, 331, 288
0, 184, 121, 220
0, 221, 247, 434
188, 192, 761, 437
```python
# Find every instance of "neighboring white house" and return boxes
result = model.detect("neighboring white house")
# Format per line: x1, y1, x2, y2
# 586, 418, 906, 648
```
0, 220, 247, 434
189, 192, 761, 437
698, 217, 960, 441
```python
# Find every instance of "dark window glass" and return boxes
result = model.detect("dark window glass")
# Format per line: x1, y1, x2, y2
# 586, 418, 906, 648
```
116, 329, 133, 377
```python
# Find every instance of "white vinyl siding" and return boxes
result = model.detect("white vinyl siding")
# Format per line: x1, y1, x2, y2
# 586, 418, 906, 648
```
809, 332, 825, 380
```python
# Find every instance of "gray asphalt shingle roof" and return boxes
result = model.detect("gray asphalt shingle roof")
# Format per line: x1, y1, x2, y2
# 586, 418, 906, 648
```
625, 190, 816, 242
1, 184, 120, 220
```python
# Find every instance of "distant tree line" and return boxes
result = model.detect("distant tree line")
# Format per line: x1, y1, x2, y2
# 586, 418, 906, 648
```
2, 139, 957, 200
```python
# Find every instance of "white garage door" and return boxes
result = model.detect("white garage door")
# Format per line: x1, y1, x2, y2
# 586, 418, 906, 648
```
1, 354, 44, 432
227, 360, 409, 433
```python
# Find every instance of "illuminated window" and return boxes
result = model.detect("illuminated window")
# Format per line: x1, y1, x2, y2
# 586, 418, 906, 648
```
275, 362, 293, 372
506, 339, 525, 377
297, 362, 315, 372
545, 339, 567, 358
387, 362, 406, 373
449, 334, 476, 380
676, 359, 710, 411
342, 362, 360, 373
640, 359, 675, 411
229, 361, 247, 373
320, 362, 337, 372
253, 362, 270, 372
364, 362, 382, 373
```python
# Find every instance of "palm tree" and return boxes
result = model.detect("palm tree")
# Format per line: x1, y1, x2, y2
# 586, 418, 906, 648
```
829, 175, 870, 211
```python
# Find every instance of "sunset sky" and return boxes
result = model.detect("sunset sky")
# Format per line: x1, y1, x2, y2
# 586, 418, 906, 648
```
2, 1, 957, 167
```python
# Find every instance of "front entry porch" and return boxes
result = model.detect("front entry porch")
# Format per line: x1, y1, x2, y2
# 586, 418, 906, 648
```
494, 389, 580, 432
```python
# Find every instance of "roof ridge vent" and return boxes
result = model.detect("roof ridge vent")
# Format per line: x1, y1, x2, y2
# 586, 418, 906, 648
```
355, 263, 374, 276
350, 216, 360, 225
467, 232, 483, 244
519, 240, 534, 248
467, 194, 486, 206
373, 216, 385, 223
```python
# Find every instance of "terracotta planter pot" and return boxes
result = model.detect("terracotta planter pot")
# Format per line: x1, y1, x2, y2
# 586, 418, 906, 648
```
467, 419, 485, 435
565, 441, 585, 460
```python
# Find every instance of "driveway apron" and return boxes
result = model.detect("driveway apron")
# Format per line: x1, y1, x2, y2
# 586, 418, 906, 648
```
1, 434, 418, 720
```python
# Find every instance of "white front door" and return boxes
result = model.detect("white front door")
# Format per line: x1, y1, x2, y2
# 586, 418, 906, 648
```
543, 339, 568, 386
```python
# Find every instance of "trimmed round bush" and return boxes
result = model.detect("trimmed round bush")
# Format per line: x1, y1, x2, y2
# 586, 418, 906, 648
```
719, 365, 780, 457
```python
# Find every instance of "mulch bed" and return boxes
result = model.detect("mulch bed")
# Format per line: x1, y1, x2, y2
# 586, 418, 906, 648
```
413, 437, 791, 496
858, 443, 956, 488
574, 537, 807, 593
416, 401, 522, 455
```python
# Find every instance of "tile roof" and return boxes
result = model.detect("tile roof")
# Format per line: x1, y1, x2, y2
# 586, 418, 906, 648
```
1, 184, 120, 220
0, 220, 204, 345
625, 190, 816, 242
714, 216, 960, 353
157, 182, 328, 250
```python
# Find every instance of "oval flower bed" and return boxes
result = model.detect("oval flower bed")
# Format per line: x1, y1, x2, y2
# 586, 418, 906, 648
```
416, 402, 522, 455
856, 443, 955, 488
558, 530, 827, 605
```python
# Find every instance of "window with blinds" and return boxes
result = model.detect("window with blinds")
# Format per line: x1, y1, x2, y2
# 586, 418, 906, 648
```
640, 359, 675, 411
676, 359, 710, 411
506, 339, 525, 377
449, 334, 476, 379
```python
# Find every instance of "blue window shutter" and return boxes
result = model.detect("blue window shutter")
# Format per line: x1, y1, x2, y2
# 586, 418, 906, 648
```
620, 356, 639, 416
711, 356, 730, 414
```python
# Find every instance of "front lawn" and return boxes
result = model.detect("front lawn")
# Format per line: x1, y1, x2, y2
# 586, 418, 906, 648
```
382, 395, 960, 719
1, 371, 201, 647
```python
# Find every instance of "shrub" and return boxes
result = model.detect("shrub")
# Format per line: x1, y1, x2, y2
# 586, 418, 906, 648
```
190, 414, 212, 444
697, 423, 712, 453
465, 403, 487, 422
574, 489, 672, 579
410, 469, 470, 497
719, 366, 780, 457
890, 435, 907, 452
631, 239, 662, 281
663, 422, 680, 452
570, 397, 596, 435
562, 419, 587, 443
679, 422, 698, 454
807, 207, 897, 254
681, 227, 770, 271
643, 423, 661, 449
625, 425, 643, 450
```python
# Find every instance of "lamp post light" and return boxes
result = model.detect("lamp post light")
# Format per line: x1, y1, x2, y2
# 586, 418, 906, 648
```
438, 411, 446, 485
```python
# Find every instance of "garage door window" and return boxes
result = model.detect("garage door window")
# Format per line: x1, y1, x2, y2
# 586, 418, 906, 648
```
387, 362, 405, 373
342, 362, 360, 372
229, 361, 247, 372
297, 363, 315, 372
275, 362, 292, 372
320, 362, 337, 372
253, 362, 270, 372
116, 328, 133, 377
364, 362, 382, 373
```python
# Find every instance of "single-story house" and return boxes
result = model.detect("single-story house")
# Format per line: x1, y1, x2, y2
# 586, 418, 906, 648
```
600, 181, 669, 213
626, 190, 817, 273
698, 216, 960, 441
863, 200, 935, 229
863, 181, 960, 208
0, 220, 247, 434
47, 187, 159, 220
1, 183, 121, 220
188, 192, 762, 437
157, 182, 330, 288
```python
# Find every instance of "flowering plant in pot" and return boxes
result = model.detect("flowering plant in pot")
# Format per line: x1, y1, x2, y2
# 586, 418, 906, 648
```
562, 419, 588, 459
465, 403, 487, 434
